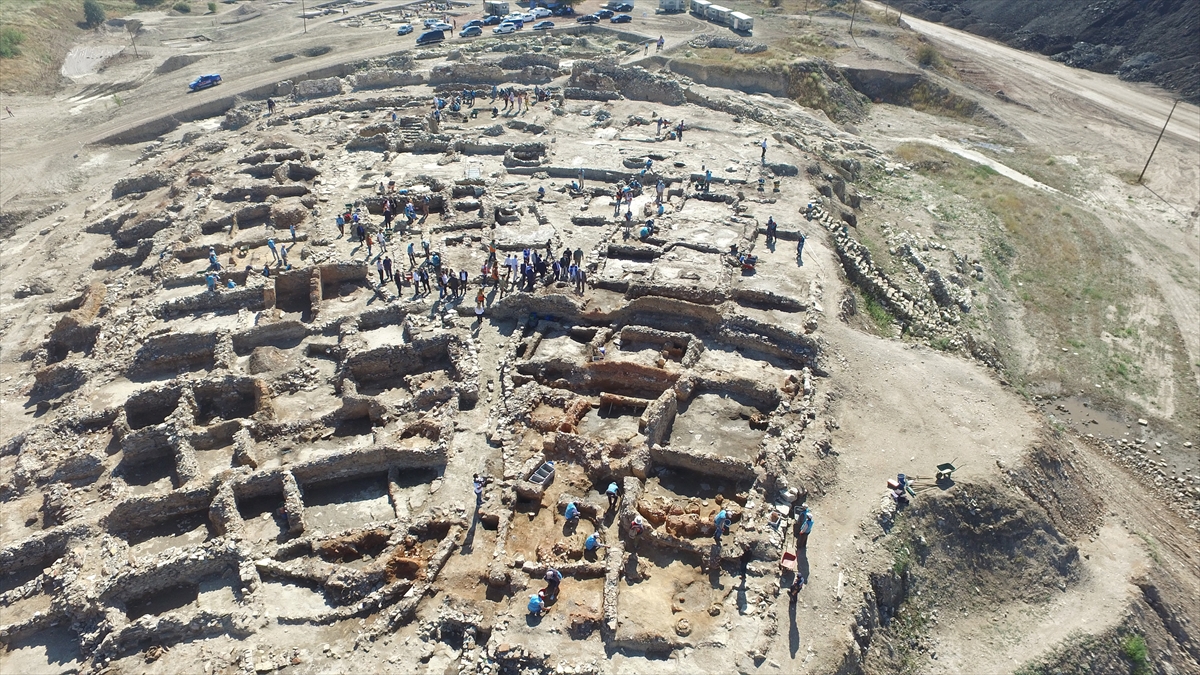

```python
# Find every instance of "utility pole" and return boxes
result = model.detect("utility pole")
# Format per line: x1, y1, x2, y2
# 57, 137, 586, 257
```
849, 0, 860, 37
1138, 99, 1178, 183
125, 19, 141, 58
301, 0, 308, 33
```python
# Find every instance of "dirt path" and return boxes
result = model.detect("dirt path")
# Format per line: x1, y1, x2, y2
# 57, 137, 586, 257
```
864, 1, 1200, 146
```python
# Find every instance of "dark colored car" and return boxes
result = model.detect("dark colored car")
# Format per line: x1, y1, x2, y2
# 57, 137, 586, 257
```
188, 74, 222, 92
609, 2, 633, 11
483, 15, 503, 25
464, 19, 483, 28
552, 5, 575, 15
416, 29, 445, 45
610, 13, 631, 22
533, 19, 555, 29
595, 8, 614, 18
460, 25, 483, 37
576, 13, 599, 23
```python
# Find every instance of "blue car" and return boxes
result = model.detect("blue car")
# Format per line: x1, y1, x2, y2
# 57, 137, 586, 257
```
595, 8, 614, 18
464, 19, 483, 28
483, 15, 503, 25
188, 74, 221, 92
610, 13, 631, 22
532, 20, 555, 30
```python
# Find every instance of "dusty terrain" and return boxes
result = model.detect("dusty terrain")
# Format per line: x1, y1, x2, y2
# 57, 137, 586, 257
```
1, 2, 1198, 675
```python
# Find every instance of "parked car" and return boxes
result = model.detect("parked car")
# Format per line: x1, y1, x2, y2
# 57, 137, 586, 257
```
416, 29, 446, 45
493, 22, 517, 34
463, 19, 483, 28
532, 19, 554, 29
552, 5, 575, 15
428, 21, 453, 31
520, 12, 536, 21
460, 25, 482, 36
576, 13, 599, 23
532, 7, 552, 17
609, 2, 634, 11
483, 15, 503, 25
595, 8, 614, 18
610, 13, 631, 22
422, 18, 440, 27
396, 23, 414, 35
188, 74, 221, 92
504, 12, 524, 21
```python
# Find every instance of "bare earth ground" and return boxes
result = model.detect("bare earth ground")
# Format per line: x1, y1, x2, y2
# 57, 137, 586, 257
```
1, 2, 1198, 675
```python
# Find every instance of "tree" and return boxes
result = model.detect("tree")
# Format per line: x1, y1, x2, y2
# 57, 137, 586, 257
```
84, 0, 106, 27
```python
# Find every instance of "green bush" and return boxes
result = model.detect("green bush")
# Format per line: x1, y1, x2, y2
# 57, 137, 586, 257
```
134, 0, 164, 6
174, 1, 191, 11
916, 43, 942, 68
84, 0, 106, 27
207, 1, 216, 11
0, 27, 25, 58
1122, 634, 1149, 675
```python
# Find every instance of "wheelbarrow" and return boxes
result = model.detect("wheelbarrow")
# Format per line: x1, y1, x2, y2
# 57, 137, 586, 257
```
936, 463, 958, 482
780, 551, 798, 573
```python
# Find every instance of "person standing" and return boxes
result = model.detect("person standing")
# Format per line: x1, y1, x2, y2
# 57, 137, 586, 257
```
575, 267, 586, 294
383, 256, 392, 282
267, 98, 276, 115
267, 238, 279, 262
714, 508, 729, 543
544, 568, 563, 599
760, 138, 768, 163
475, 289, 486, 324
279, 244, 289, 268
408, 241, 417, 268
766, 217, 777, 245
577, 168, 585, 190
796, 509, 813, 550
789, 574, 805, 603
797, 232, 806, 266
376, 258, 386, 285
606, 482, 620, 510
289, 223, 297, 242
473, 473, 490, 507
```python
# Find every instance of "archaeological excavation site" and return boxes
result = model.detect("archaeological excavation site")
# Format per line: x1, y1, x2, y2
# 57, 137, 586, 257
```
1, 3, 1198, 675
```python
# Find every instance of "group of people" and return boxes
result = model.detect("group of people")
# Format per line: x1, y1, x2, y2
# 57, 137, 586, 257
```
531, 483, 623, 617
654, 117, 686, 142
487, 243, 588, 296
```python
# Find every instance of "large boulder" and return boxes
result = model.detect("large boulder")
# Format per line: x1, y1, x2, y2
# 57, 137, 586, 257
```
112, 171, 171, 198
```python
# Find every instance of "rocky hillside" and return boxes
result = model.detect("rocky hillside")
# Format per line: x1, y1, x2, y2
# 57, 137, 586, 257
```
901, 0, 1199, 103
